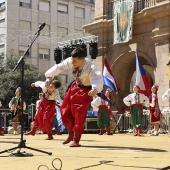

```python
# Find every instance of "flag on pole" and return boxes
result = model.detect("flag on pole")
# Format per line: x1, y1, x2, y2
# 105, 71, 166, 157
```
103, 59, 119, 94
135, 53, 151, 96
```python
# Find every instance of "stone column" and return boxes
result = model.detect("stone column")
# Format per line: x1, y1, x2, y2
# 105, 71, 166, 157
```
94, 0, 107, 21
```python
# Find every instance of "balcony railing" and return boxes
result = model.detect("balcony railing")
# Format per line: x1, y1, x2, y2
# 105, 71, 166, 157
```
107, 0, 156, 20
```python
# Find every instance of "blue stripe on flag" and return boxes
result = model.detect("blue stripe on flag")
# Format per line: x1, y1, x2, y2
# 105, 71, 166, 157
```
103, 76, 117, 92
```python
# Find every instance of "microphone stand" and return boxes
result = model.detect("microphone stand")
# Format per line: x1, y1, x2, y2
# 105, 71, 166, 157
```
0, 31, 52, 156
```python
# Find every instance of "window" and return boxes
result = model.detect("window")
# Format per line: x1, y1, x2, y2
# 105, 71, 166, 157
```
90, 0, 95, 3
39, 49, 50, 60
58, 3, 68, 14
20, 0, 31, 9
75, 7, 85, 19
39, 0, 50, 12
19, 20, 31, 31
91, 10, 95, 21
0, 44, 4, 59
82, 0, 95, 3
0, 19, 5, 35
19, 46, 31, 57
57, 27, 68, 36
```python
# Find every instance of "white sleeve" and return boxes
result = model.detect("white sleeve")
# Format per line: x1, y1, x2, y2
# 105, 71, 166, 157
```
91, 97, 102, 109
123, 94, 132, 106
90, 64, 103, 93
150, 94, 156, 107
9, 99, 12, 108
45, 58, 71, 78
34, 81, 47, 93
162, 89, 170, 101
36, 101, 39, 110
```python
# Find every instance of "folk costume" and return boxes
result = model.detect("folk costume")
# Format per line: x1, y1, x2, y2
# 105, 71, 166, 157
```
91, 93, 112, 135
105, 88, 115, 133
149, 94, 161, 122
9, 96, 22, 121
33, 93, 43, 134
149, 84, 161, 136
123, 92, 149, 136
25, 81, 62, 140
9, 90, 26, 135
45, 57, 103, 147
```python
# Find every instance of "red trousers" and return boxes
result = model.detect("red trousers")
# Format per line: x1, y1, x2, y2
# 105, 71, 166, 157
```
34, 98, 56, 132
60, 82, 92, 134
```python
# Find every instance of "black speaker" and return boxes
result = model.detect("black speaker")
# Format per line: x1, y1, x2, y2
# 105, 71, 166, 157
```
79, 43, 87, 57
63, 46, 74, 59
85, 118, 99, 131
54, 48, 62, 64
89, 42, 98, 59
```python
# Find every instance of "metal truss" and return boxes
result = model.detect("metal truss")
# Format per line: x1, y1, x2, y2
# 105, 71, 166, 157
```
0, 28, 98, 46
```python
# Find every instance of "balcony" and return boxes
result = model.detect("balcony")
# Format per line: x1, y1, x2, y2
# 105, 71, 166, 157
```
107, 0, 156, 20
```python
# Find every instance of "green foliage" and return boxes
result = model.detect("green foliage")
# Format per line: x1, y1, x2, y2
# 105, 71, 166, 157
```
0, 56, 45, 108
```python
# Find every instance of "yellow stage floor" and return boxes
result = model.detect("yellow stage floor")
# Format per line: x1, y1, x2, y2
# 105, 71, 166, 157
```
0, 133, 170, 170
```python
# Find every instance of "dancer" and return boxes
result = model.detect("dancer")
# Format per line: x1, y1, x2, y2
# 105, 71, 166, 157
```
9, 87, 26, 135
91, 90, 112, 135
105, 88, 115, 133
45, 47, 103, 147
149, 84, 161, 136
123, 85, 149, 136
24, 79, 61, 140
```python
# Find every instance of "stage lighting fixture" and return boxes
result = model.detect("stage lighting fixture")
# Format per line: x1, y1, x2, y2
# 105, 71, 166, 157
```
54, 48, 62, 64
89, 42, 98, 59
63, 46, 74, 59
79, 43, 87, 57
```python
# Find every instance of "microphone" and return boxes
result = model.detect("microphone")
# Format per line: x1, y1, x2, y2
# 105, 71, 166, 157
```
36, 23, 46, 33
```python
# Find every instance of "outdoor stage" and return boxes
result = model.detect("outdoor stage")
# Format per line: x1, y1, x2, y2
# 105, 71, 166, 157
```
0, 133, 170, 170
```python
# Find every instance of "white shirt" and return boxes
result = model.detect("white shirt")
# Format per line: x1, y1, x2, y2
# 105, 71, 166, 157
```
45, 57, 103, 93
123, 93, 149, 107
150, 93, 157, 107
36, 100, 42, 110
91, 96, 108, 110
34, 81, 62, 102
162, 89, 170, 101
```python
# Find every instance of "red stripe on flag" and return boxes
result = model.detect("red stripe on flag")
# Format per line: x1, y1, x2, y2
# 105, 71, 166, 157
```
104, 59, 114, 76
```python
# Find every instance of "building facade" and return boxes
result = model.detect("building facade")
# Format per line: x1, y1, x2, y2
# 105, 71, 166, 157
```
0, 0, 95, 84
83, 0, 170, 108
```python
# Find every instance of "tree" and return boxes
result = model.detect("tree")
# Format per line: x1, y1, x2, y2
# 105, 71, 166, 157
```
0, 56, 45, 108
